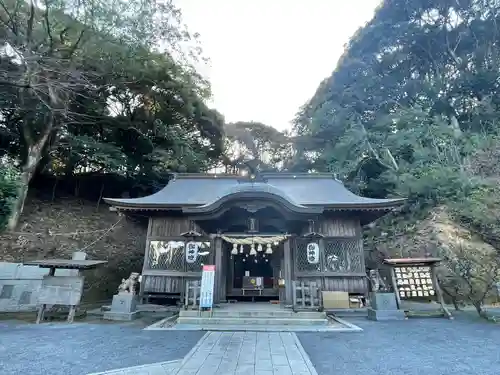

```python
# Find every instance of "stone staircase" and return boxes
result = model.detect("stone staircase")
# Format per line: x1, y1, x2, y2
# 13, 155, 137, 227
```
177, 308, 329, 327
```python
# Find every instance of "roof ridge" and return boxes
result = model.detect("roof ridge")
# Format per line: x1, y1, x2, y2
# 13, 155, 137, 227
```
172, 172, 341, 180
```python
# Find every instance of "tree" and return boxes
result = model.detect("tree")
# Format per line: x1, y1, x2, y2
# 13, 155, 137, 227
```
439, 242, 500, 317
0, 0, 223, 229
291, 0, 500, 316
223, 121, 294, 173
0, 163, 19, 230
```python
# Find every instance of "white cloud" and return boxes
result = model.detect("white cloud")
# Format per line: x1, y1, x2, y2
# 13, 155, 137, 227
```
175, 0, 381, 130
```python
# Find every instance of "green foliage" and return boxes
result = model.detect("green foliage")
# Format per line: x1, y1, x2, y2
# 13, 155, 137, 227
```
0, 164, 19, 230
223, 122, 293, 173
0, 0, 226, 228
292, 0, 500, 312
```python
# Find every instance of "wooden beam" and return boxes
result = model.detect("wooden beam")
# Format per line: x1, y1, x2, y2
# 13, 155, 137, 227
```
142, 270, 202, 277
214, 237, 223, 303
284, 238, 293, 305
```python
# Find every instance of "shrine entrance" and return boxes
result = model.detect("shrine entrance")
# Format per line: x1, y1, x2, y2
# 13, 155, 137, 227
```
222, 236, 285, 301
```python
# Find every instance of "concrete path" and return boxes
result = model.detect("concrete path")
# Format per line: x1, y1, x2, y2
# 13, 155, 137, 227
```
90, 331, 318, 375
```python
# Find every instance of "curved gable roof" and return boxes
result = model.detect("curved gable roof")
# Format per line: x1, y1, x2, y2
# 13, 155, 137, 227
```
103, 173, 406, 212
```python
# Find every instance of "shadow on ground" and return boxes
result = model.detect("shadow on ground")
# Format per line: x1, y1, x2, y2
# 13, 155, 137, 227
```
0, 321, 204, 375
298, 314, 500, 375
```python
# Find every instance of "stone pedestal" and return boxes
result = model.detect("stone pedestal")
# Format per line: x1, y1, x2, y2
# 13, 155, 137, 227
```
103, 293, 139, 321
367, 292, 406, 321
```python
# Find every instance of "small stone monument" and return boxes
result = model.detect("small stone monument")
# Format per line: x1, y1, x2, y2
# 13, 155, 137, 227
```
103, 272, 141, 321
367, 269, 406, 321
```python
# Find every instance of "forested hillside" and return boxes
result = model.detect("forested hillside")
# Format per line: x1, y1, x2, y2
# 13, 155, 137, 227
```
292, 0, 500, 313
0, 0, 225, 230
2, 0, 499, 312
0, 0, 295, 297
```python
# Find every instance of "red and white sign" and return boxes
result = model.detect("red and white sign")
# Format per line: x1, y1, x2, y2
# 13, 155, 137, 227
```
200, 265, 216, 308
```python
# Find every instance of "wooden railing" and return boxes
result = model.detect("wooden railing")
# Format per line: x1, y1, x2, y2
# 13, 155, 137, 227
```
292, 280, 322, 311
184, 280, 201, 309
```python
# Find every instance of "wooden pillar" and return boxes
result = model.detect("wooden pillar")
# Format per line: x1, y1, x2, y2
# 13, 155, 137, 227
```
389, 266, 402, 309
141, 218, 153, 303
214, 237, 223, 304
283, 238, 293, 305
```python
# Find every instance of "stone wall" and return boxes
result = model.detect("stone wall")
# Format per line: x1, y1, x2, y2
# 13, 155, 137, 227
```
0, 195, 147, 302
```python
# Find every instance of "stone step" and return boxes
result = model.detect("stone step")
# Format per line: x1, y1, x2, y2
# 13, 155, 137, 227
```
176, 316, 329, 326
327, 308, 367, 318
179, 310, 325, 319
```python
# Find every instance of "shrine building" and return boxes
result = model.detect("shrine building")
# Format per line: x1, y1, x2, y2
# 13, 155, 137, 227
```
104, 172, 405, 306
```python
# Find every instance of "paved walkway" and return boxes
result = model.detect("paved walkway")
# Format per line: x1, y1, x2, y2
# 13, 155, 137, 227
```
177, 331, 317, 375
91, 331, 318, 375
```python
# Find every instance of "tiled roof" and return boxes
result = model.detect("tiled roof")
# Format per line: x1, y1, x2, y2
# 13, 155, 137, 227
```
103, 173, 406, 212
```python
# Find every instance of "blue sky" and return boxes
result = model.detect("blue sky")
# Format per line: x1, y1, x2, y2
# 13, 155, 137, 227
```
175, 0, 381, 130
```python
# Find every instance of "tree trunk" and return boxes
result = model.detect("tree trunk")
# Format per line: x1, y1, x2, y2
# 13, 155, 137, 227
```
6, 135, 50, 231
472, 301, 487, 319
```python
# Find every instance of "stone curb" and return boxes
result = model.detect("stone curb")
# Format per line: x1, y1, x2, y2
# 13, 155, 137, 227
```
172, 331, 211, 374
291, 332, 319, 375
143, 314, 178, 330
329, 316, 364, 331
86, 359, 181, 375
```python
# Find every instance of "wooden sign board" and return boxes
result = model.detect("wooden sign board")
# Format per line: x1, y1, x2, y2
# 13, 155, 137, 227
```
394, 265, 435, 299
199, 265, 215, 309
38, 276, 84, 306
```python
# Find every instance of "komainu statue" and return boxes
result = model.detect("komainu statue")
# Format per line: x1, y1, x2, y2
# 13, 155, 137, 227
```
118, 272, 141, 295
368, 269, 386, 292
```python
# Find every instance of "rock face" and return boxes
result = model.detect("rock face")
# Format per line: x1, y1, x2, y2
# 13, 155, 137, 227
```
365, 206, 495, 261
0, 195, 147, 302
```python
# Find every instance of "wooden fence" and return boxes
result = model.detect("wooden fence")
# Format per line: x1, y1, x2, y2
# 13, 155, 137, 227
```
292, 280, 322, 311
184, 280, 201, 309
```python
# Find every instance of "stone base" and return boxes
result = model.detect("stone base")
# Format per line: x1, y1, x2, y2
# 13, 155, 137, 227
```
370, 292, 398, 310
103, 311, 140, 321
111, 293, 138, 312
367, 308, 406, 321
103, 293, 139, 321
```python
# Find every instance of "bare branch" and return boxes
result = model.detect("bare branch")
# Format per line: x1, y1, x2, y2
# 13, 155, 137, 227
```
59, 26, 70, 44
67, 29, 85, 58
0, 0, 18, 35
0, 80, 30, 88
26, 0, 35, 47
43, 0, 54, 53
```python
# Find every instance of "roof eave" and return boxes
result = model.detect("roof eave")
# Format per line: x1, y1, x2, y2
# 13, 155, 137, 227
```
321, 198, 407, 211
103, 198, 407, 213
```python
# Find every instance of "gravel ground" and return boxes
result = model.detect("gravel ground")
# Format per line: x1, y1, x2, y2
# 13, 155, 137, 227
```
0, 321, 204, 375
297, 315, 500, 375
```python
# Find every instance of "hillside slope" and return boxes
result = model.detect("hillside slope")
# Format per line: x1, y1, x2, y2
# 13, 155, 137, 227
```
0, 194, 147, 301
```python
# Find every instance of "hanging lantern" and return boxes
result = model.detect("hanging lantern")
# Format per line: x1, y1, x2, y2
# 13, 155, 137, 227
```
185, 242, 199, 264
242, 258, 246, 262
306, 243, 320, 264
231, 243, 238, 255
263, 254, 266, 258
257, 243, 263, 252
239, 244, 244, 254
250, 243, 257, 256
265, 243, 273, 254
245, 254, 249, 258
254, 259, 258, 263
